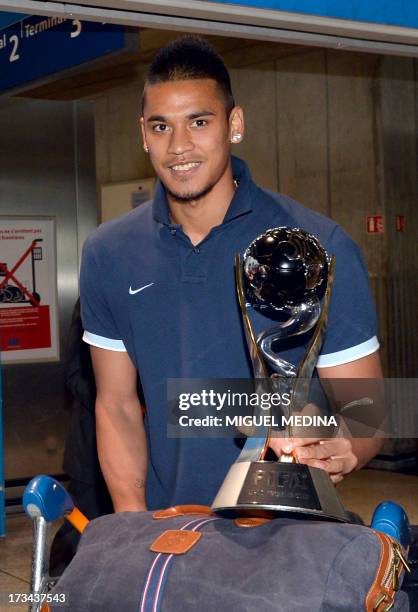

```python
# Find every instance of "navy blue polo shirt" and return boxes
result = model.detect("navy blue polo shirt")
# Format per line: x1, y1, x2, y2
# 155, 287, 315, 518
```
80, 157, 378, 509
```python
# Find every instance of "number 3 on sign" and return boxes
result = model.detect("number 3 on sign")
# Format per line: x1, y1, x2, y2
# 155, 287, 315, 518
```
71, 19, 82, 38
9, 34, 20, 62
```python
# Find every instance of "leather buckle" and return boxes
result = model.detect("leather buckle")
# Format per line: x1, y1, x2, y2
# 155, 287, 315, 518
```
150, 529, 202, 554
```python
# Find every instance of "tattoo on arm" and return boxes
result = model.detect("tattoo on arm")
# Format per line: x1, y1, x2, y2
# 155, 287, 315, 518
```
135, 478, 146, 489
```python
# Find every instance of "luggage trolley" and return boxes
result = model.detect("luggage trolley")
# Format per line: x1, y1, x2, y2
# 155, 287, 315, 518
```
0, 239, 43, 306
22, 475, 416, 612
23, 476, 89, 612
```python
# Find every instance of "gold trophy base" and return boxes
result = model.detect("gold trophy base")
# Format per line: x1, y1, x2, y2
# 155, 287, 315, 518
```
211, 461, 349, 522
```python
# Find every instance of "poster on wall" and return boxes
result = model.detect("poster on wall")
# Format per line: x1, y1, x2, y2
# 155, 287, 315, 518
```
0, 216, 59, 363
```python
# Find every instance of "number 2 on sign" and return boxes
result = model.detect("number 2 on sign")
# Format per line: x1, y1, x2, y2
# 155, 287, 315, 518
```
9, 34, 20, 62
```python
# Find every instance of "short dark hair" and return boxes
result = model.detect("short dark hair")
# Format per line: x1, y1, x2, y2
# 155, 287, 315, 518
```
142, 36, 235, 114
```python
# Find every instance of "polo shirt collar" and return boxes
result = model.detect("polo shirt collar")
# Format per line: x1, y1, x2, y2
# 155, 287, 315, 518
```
152, 156, 253, 226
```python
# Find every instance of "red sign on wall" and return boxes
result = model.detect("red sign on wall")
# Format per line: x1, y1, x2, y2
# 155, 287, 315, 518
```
0, 306, 51, 351
366, 215, 384, 233
0, 217, 58, 363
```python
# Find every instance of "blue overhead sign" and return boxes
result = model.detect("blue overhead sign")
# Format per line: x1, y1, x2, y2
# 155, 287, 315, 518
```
214, 0, 418, 30
0, 12, 27, 28
0, 14, 130, 93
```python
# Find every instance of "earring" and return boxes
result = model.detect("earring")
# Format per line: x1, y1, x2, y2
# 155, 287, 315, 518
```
143, 144, 149, 153
232, 133, 242, 143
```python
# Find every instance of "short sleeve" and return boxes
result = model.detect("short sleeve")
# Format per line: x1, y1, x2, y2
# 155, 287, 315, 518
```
80, 235, 127, 352
317, 226, 379, 367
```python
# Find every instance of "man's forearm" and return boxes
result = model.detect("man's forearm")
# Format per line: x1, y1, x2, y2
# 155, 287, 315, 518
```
351, 437, 384, 470
96, 396, 148, 512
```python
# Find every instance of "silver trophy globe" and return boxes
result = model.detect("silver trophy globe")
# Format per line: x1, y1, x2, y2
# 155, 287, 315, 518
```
211, 227, 349, 522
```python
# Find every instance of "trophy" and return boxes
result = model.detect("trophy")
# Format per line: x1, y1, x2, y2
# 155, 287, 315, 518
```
212, 227, 349, 522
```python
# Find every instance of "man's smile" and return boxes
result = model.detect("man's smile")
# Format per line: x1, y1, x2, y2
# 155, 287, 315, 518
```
167, 161, 203, 177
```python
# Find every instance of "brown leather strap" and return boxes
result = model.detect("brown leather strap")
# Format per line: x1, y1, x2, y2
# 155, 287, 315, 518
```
153, 505, 212, 520
365, 531, 397, 611
150, 529, 202, 554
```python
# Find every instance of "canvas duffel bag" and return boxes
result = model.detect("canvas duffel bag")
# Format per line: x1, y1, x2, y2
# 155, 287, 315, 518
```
50, 505, 410, 612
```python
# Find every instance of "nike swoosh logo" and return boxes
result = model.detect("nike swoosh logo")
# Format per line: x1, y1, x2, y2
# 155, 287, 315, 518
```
129, 282, 154, 295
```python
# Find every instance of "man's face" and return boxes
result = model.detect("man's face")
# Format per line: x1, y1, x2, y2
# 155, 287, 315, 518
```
141, 79, 241, 202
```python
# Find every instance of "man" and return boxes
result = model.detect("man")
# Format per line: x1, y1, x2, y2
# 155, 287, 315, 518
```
80, 36, 383, 513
